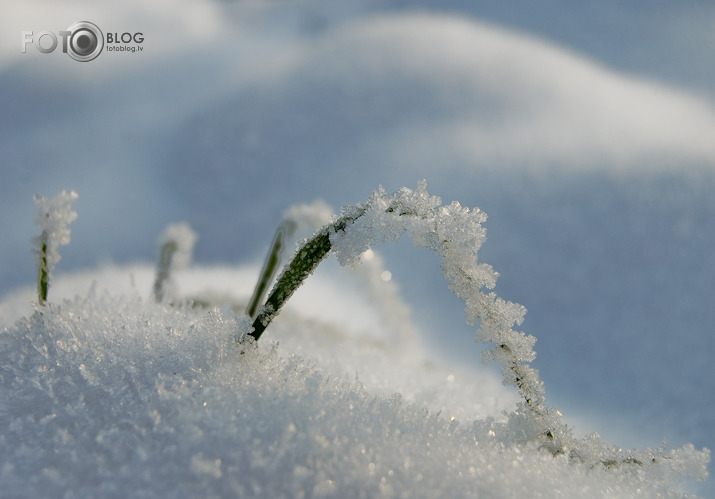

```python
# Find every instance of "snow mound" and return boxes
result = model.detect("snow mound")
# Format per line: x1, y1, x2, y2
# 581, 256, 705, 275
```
0, 290, 707, 498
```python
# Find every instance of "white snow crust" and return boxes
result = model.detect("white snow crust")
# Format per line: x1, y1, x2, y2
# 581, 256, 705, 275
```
0, 268, 708, 498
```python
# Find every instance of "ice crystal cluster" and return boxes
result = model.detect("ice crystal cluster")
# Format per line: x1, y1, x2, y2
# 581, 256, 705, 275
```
0, 183, 709, 497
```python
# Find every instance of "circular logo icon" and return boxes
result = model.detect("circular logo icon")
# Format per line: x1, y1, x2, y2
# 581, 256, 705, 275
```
66, 21, 103, 62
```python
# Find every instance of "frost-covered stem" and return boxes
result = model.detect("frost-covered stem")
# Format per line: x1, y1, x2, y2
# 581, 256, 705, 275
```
37, 231, 49, 305
248, 186, 553, 437
152, 223, 197, 303
246, 182, 561, 442
153, 241, 178, 302
248, 209, 366, 341
32, 190, 78, 306
239, 182, 712, 478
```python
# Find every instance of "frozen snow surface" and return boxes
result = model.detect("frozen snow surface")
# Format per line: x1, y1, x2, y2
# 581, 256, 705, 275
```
0, 262, 708, 498
3, 0, 715, 496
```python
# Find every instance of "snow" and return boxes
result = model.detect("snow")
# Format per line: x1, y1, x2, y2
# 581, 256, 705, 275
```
0, 263, 708, 497
2, 0, 715, 495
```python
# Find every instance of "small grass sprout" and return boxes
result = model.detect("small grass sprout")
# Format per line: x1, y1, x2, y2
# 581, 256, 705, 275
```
152, 222, 198, 303
32, 190, 78, 305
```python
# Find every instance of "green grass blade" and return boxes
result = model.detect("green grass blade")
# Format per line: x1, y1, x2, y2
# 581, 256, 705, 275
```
246, 226, 287, 320
37, 231, 48, 305
248, 209, 365, 341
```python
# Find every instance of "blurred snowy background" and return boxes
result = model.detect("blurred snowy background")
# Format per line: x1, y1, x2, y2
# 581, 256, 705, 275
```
2, 0, 714, 493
